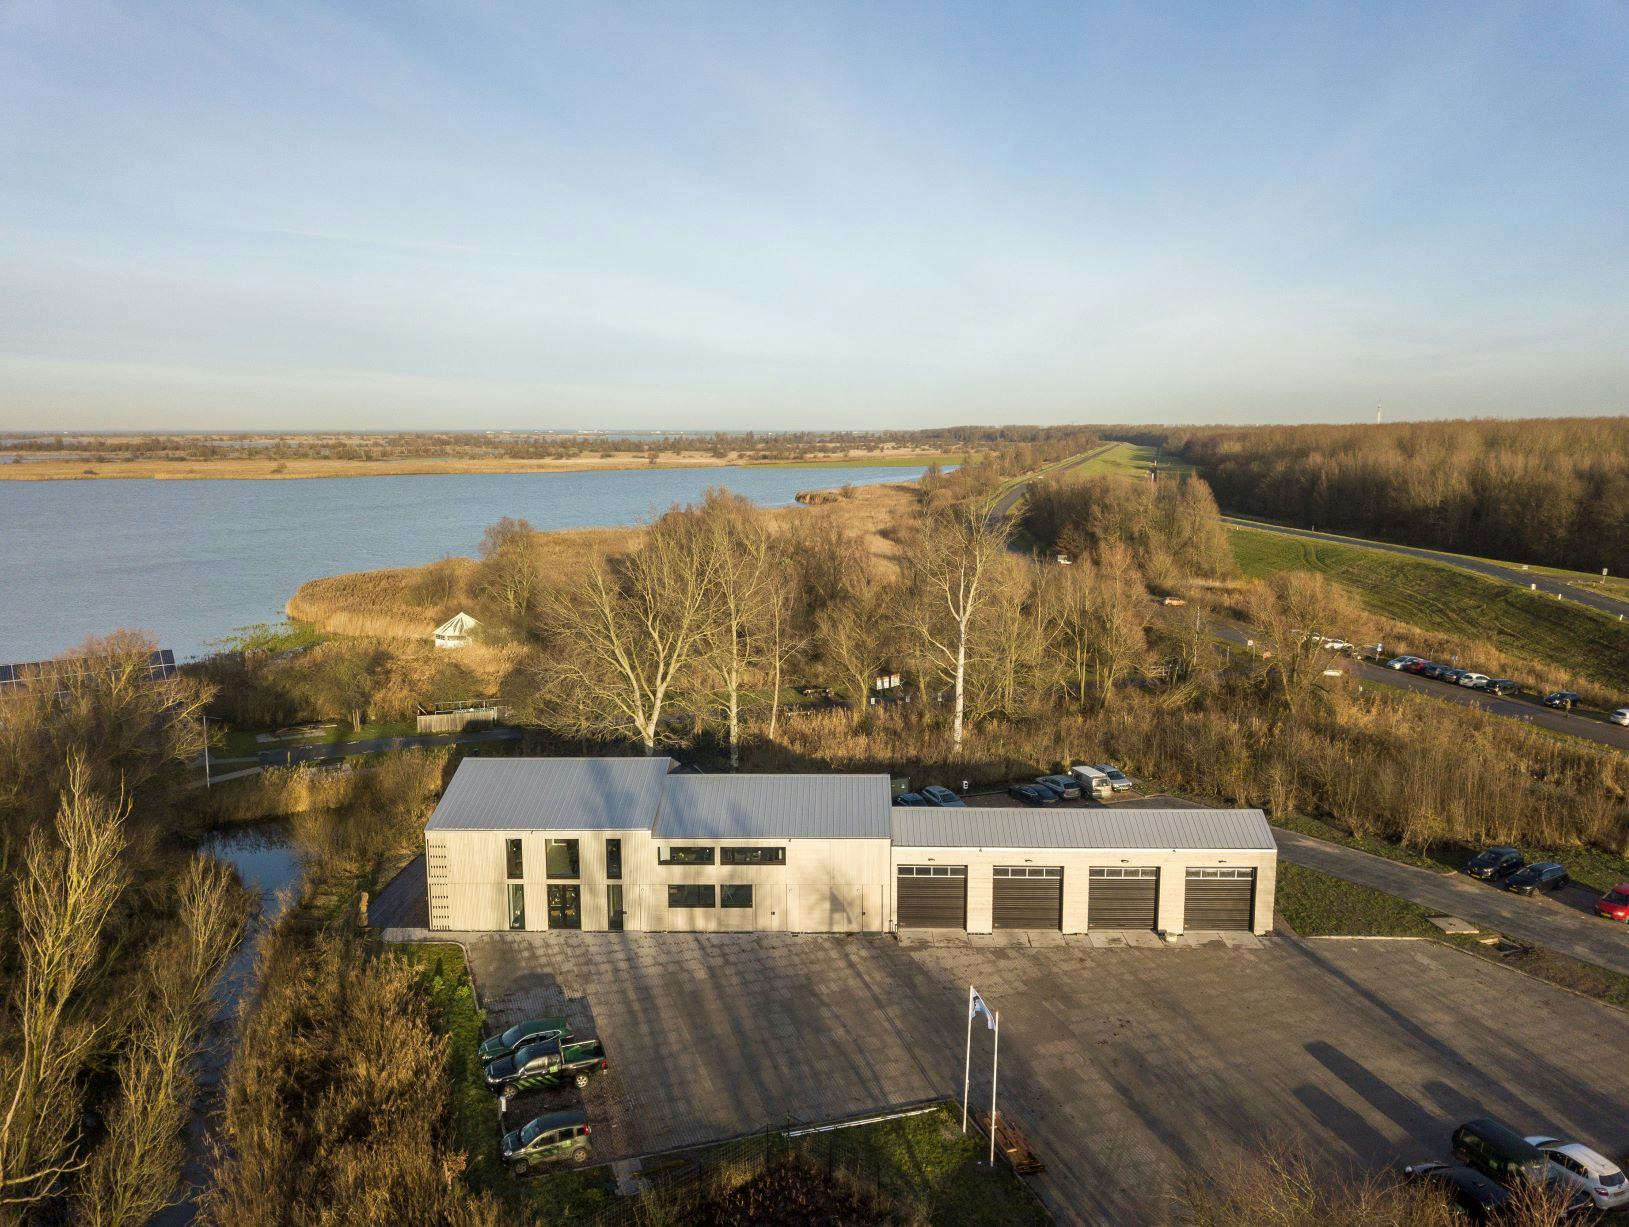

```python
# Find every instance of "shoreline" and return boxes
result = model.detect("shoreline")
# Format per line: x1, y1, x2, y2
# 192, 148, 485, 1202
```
0, 450, 966, 483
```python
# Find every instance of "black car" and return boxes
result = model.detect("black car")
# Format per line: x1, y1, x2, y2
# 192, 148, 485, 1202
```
1463, 847, 1524, 881
1008, 783, 1057, 807
1421, 663, 1450, 680
1036, 773, 1082, 800
893, 792, 927, 806
920, 785, 966, 808
1402, 1163, 1511, 1222
1543, 691, 1582, 710
1439, 668, 1468, 685
1506, 862, 1569, 896
1478, 678, 1520, 697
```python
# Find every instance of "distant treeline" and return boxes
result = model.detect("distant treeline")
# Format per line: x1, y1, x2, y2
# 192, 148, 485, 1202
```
1137, 418, 1629, 573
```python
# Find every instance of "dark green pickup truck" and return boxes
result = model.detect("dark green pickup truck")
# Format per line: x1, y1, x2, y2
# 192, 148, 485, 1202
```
484, 1036, 608, 1095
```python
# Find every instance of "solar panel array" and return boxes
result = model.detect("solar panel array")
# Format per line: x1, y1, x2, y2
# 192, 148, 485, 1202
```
0, 648, 176, 693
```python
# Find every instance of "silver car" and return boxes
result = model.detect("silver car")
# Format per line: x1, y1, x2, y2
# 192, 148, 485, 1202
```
1525, 1136, 1629, 1211
1610, 707, 1629, 727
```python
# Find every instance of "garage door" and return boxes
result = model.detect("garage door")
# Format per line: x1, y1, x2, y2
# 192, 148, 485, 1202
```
1184, 868, 1255, 930
1088, 867, 1158, 930
992, 867, 1063, 930
897, 865, 967, 929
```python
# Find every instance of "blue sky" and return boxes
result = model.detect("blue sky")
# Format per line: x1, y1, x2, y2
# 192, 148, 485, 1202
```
1, 1, 1625, 430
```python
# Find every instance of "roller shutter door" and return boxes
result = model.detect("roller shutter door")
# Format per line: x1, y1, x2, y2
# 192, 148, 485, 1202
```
897, 866, 966, 929
1088, 867, 1158, 930
1184, 868, 1255, 930
992, 867, 1063, 930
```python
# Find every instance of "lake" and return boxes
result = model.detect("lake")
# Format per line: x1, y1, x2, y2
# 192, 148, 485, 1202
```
0, 464, 930, 662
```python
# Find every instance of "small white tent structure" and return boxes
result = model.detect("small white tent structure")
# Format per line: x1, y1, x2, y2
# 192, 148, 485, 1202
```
433, 612, 479, 650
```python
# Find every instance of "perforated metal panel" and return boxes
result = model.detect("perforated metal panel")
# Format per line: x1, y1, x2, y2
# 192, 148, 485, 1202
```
1088, 866, 1158, 930
897, 865, 967, 929
992, 867, 1063, 930
1183, 868, 1255, 930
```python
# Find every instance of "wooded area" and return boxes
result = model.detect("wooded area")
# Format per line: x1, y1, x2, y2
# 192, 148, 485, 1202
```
1151, 417, 1629, 573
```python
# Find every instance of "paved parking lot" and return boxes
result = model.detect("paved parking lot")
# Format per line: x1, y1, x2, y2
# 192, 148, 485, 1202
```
457, 929, 1629, 1225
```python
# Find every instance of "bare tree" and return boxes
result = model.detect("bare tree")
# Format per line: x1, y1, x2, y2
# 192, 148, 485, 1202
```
0, 760, 129, 1212
900, 507, 1008, 752
816, 581, 894, 724
476, 516, 541, 629
80, 856, 250, 1226
539, 507, 719, 753
1245, 571, 1368, 716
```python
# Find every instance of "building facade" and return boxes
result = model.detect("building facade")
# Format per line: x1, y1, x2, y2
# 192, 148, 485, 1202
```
425, 758, 1277, 937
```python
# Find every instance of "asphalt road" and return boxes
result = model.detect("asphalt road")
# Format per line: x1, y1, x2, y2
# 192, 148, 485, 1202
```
985, 442, 1116, 528
1274, 827, 1629, 975
1209, 622, 1629, 751
1224, 516, 1629, 621
258, 725, 522, 766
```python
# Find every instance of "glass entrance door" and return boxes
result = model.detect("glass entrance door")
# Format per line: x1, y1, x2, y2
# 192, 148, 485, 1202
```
547, 884, 582, 930
607, 885, 624, 931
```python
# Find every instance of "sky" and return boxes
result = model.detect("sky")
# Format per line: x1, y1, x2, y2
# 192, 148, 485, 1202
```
1, 1, 1626, 431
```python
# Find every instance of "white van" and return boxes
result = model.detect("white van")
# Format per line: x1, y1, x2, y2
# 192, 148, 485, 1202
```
1070, 765, 1114, 801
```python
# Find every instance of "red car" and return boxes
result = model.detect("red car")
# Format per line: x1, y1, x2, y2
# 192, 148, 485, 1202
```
1595, 884, 1629, 921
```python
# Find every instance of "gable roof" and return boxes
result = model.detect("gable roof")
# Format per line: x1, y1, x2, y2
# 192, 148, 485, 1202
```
890, 807, 1275, 851
424, 757, 673, 832
656, 774, 892, 840
435, 612, 479, 637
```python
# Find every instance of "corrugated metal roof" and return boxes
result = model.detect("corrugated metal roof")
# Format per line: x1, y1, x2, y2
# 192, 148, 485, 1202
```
890, 807, 1276, 851
425, 757, 674, 832
656, 774, 892, 840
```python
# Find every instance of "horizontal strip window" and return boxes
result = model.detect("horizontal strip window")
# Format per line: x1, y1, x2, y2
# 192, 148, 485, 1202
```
1089, 867, 1157, 879
720, 847, 786, 865
898, 865, 966, 877
1186, 868, 1253, 879
721, 884, 754, 909
994, 866, 1062, 878
658, 846, 715, 866
667, 885, 716, 908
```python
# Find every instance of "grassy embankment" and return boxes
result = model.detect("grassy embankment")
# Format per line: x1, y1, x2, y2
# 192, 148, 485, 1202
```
0, 449, 965, 482
1230, 523, 1629, 701
390, 943, 1048, 1226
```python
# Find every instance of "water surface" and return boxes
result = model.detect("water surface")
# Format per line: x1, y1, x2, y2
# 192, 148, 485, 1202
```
0, 464, 927, 661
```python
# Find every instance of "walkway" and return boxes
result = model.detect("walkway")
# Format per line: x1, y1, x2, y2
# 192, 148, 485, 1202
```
1274, 827, 1629, 976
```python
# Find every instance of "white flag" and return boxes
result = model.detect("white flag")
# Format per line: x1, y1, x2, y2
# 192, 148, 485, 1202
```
970, 990, 995, 1030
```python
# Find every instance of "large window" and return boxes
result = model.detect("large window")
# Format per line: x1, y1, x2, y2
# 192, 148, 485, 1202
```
506, 838, 524, 880
605, 838, 622, 881
720, 847, 785, 866
507, 883, 526, 930
545, 839, 579, 879
667, 885, 716, 908
721, 884, 754, 909
658, 846, 715, 866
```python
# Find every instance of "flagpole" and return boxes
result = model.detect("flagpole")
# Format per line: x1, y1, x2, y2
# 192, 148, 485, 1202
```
989, 1009, 1000, 1167
962, 984, 974, 1133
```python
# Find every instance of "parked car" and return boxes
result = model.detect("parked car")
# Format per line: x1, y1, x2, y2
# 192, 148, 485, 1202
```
1071, 765, 1114, 800
1543, 691, 1582, 710
1401, 1162, 1512, 1221
479, 1017, 574, 1065
1008, 783, 1057, 807
1452, 1118, 1550, 1186
1505, 862, 1569, 896
1385, 655, 1422, 670
1405, 659, 1434, 674
1610, 708, 1629, 726
484, 1037, 608, 1095
1321, 638, 1353, 652
1091, 764, 1133, 792
1463, 847, 1524, 882
920, 785, 965, 808
1457, 672, 1492, 689
1594, 883, 1629, 922
1036, 773, 1082, 800
1420, 663, 1450, 680
502, 1109, 592, 1173
1439, 668, 1469, 685
892, 792, 927, 807
1477, 678, 1520, 697
1526, 1136, 1629, 1211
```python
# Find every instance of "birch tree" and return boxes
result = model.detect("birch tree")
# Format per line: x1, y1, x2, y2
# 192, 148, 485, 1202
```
540, 507, 719, 753
901, 507, 1008, 752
